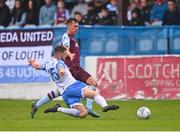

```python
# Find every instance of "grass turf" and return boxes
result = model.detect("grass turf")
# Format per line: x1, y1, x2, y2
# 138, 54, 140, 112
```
0, 99, 180, 131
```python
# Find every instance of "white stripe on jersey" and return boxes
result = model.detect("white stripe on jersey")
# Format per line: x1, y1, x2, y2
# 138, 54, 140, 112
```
41, 59, 76, 94
61, 33, 70, 47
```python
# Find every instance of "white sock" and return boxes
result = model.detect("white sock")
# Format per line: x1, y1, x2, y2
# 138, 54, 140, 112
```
86, 86, 96, 110
94, 95, 108, 107
86, 98, 93, 110
57, 107, 80, 117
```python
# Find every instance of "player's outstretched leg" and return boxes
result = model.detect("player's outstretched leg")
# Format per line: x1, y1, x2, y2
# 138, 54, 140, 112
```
31, 101, 38, 119
44, 104, 61, 113
86, 77, 101, 117
102, 105, 120, 112
83, 88, 119, 112
31, 90, 60, 119
44, 104, 87, 118
94, 94, 119, 112
86, 98, 100, 117
86, 86, 100, 117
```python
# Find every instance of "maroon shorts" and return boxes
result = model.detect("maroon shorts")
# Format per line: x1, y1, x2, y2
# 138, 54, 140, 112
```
69, 66, 91, 83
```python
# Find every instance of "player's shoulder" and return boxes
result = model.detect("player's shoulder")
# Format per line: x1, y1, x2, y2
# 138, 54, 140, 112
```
45, 60, 56, 67
62, 33, 70, 40
57, 60, 65, 64
55, 60, 66, 67
42, 60, 55, 71
61, 33, 70, 46
45, 58, 59, 66
55, 60, 67, 69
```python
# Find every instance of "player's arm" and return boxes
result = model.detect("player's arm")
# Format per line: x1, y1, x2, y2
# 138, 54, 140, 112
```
62, 34, 75, 61
65, 46, 75, 61
28, 59, 45, 70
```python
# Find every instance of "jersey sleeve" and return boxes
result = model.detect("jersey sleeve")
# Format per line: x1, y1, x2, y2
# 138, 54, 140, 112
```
62, 33, 70, 47
40, 64, 46, 71
40, 61, 51, 72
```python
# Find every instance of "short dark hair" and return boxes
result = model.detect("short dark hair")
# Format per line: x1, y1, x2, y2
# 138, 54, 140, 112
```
54, 45, 67, 53
168, 0, 176, 3
66, 18, 79, 25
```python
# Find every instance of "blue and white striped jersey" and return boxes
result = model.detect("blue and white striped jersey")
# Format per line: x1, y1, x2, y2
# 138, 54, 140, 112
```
41, 58, 76, 94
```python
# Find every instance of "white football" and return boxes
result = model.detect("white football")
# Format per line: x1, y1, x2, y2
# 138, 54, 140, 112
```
137, 106, 151, 119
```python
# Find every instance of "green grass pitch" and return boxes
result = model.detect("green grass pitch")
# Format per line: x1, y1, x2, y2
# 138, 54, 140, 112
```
0, 99, 180, 131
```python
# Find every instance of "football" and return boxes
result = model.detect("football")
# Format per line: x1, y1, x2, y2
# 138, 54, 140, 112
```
137, 106, 151, 119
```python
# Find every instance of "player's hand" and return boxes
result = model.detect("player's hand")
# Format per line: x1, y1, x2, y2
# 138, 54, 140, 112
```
28, 59, 41, 70
70, 53, 75, 61
28, 59, 35, 65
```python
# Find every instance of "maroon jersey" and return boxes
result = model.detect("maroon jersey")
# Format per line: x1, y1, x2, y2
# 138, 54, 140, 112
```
61, 33, 91, 83
61, 33, 80, 67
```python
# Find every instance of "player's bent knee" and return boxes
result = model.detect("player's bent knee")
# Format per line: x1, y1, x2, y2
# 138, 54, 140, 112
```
83, 87, 96, 99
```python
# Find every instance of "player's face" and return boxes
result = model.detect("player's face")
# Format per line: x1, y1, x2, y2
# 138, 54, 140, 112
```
54, 51, 67, 60
68, 22, 79, 35
54, 52, 62, 60
62, 51, 68, 60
